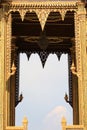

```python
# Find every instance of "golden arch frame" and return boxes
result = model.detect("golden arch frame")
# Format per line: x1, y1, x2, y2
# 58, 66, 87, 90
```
0, 1, 87, 130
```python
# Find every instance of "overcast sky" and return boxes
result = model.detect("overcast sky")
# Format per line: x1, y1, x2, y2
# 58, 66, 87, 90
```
15, 53, 73, 130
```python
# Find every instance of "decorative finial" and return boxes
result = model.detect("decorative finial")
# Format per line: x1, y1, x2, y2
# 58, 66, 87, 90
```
70, 62, 78, 77
11, 61, 16, 75
61, 116, 67, 127
22, 117, 28, 130
7, 61, 16, 80
19, 93, 23, 103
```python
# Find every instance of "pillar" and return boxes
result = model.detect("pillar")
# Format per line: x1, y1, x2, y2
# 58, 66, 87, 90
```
72, 74, 79, 124
70, 43, 79, 124
10, 44, 16, 126
0, 4, 8, 129
74, 2, 87, 129
0, 2, 12, 128
6, 12, 12, 127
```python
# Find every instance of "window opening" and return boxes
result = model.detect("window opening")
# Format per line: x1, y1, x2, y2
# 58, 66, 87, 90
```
16, 53, 73, 130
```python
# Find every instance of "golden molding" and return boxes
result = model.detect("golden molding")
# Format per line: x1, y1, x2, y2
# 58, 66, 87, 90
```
10, 1, 78, 7
7, 1, 78, 30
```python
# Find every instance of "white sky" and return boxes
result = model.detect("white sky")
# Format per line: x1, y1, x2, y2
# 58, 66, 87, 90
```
15, 53, 73, 130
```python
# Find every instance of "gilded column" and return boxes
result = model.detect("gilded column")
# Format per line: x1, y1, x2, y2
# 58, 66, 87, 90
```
81, 6, 87, 129
0, 5, 7, 130
0, 10, 4, 130
74, 11, 82, 125
74, 2, 87, 129
0, 3, 12, 128
5, 12, 12, 126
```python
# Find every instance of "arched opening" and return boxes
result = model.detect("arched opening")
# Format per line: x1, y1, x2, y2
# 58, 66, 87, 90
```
10, 9, 79, 128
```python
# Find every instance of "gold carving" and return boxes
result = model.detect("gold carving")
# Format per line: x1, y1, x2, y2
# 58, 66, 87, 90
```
19, 10, 27, 22
8, 1, 77, 31
59, 9, 66, 21
35, 9, 50, 30
10, 1, 77, 7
